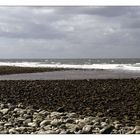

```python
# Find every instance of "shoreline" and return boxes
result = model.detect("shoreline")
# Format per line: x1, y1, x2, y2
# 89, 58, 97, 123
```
1, 69, 140, 80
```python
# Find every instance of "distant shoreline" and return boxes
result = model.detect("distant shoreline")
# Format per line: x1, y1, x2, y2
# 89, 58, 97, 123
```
0, 66, 140, 80
0, 66, 69, 75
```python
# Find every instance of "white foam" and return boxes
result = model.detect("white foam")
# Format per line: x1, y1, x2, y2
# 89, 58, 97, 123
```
0, 62, 140, 71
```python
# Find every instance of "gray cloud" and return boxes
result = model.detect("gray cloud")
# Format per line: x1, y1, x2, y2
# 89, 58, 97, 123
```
0, 6, 140, 58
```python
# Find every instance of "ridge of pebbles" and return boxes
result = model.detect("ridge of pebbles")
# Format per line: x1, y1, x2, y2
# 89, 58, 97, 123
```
0, 103, 138, 134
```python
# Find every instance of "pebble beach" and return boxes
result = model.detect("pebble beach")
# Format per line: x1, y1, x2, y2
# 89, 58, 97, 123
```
0, 78, 140, 134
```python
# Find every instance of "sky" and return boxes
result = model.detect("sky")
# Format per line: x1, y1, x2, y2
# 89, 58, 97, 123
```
0, 6, 140, 58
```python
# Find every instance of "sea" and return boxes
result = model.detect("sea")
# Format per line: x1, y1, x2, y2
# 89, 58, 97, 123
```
0, 58, 140, 71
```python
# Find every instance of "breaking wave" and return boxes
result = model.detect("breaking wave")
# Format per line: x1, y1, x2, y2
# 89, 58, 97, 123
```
0, 61, 140, 71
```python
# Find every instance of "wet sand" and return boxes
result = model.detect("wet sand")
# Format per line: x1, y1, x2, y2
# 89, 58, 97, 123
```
0, 69, 140, 80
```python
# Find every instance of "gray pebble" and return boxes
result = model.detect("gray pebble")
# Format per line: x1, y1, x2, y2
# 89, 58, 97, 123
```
50, 119, 62, 126
28, 122, 37, 127
0, 108, 9, 115
40, 120, 51, 127
82, 125, 93, 133
9, 128, 19, 134
65, 118, 75, 123
101, 122, 107, 128
4, 122, 13, 127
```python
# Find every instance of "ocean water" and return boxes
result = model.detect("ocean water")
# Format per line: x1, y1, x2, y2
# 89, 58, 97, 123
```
0, 58, 140, 71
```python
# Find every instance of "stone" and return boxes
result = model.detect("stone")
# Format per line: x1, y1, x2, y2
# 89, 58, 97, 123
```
40, 120, 51, 127
28, 122, 37, 127
44, 130, 59, 134
100, 125, 114, 134
0, 108, 9, 115
97, 112, 104, 117
65, 118, 75, 123
0, 125, 4, 131
4, 122, 13, 127
127, 130, 135, 134
78, 119, 86, 128
132, 126, 140, 134
113, 120, 120, 124
136, 131, 140, 134
57, 107, 65, 112
66, 113, 77, 118
17, 103, 24, 108
39, 110, 49, 116
0, 104, 5, 109
50, 119, 62, 126
0, 121, 5, 125
82, 125, 93, 134
65, 123, 79, 132
65, 130, 75, 134
60, 130, 67, 134
43, 125, 52, 131
65, 123, 74, 129
13, 108, 21, 113
59, 124, 67, 129
17, 117, 25, 123
9, 128, 19, 134
50, 112, 63, 118
23, 114, 33, 119
84, 117, 94, 124
0, 130, 8, 134
15, 127, 27, 131
101, 122, 107, 128
23, 118, 32, 126
115, 124, 122, 129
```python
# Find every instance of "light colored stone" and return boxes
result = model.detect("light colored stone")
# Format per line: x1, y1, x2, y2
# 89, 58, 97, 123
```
0, 108, 9, 114
78, 119, 86, 128
0, 130, 8, 134
131, 126, 140, 134
43, 125, 52, 131
15, 127, 27, 131
40, 120, 51, 127
28, 122, 37, 127
113, 120, 120, 124
4, 122, 12, 127
0, 125, 4, 131
24, 118, 32, 124
39, 110, 49, 116
60, 130, 67, 134
0, 104, 5, 109
13, 108, 21, 113
50, 119, 62, 126
17, 103, 24, 108
115, 124, 122, 129
9, 128, 19, 134
44, 130, 60, 134
50, 112, 63, 119
82, 125, 93, 133
66, 113, 77, 118
101, 122, 107, 128
84, 117, 94, 124
16, 117, 25, 123
0, 121, 5, 125
65, 123, 80, 132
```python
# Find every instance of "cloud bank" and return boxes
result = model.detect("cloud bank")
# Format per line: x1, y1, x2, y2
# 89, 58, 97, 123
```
0, 6, 140, 58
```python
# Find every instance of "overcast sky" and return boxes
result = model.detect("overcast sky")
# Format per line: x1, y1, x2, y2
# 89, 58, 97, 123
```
0, 6, 140, 58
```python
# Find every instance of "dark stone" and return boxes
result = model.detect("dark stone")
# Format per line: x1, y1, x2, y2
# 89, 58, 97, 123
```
57, 106, 65, 112
100, 125, 114, 134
